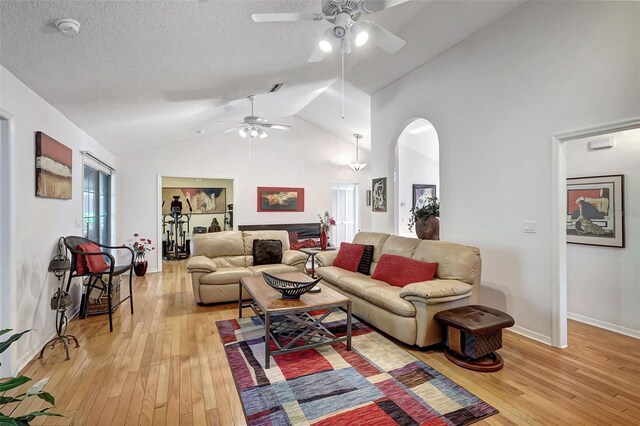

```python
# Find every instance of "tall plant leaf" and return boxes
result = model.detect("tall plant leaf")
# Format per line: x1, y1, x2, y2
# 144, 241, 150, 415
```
0, 413, 19, 425
0, 329, 12, 336
14, 410, 63, 421
36, 392, 55, 406
0, 376, 30, 392
0, 395, 23, 404
0, 330, 31, 355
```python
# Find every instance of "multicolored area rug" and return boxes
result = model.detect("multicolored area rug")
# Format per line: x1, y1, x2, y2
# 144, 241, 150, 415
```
216, 312, 498, 425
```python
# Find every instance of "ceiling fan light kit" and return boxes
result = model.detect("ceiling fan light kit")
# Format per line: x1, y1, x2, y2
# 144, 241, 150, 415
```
251, 0, 408, 63
219, 95, 291, 140
251, 0, 408, 120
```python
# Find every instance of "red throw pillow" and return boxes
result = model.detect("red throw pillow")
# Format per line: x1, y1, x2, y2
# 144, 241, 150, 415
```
333, 242, 366, 272
77, 243, 110, 273
372, 254, 438, 287
74, 248, 88, 275
288, 231, 299, 244
291, 239, 317, 250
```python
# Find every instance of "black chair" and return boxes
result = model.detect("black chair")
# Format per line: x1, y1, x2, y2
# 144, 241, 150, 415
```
63, 236, 134, 332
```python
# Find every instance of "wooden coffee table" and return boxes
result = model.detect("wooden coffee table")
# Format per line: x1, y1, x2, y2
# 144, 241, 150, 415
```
239, 272, 352, 369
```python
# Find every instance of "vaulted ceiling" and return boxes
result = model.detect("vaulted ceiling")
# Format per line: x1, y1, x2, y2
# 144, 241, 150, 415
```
0, 0, 522, 154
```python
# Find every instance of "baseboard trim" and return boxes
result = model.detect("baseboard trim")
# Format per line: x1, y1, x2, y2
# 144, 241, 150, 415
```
14, 307, 82, 375
509, 325, 553, 346
568, 312, 640, 340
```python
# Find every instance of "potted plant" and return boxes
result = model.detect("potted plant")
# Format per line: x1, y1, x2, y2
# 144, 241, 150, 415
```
1, 329, 61, 424
408, 196, 440, 240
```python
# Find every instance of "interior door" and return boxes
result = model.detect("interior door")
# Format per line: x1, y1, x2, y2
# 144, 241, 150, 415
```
332, 183, 359, 246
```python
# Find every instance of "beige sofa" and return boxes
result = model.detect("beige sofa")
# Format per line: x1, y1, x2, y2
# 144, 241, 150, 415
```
315, 232, 481, 347
186, 230, 308, 304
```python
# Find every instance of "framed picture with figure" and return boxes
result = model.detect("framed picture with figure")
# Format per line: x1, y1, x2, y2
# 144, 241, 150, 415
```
162, 188, 226, 214
372, 178, 387, 212
566, 175, 624, 248
412, 184, 437, 210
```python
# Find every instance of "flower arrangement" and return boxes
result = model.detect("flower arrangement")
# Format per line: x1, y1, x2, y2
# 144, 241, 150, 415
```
318, 211, 336, 233
408, 196, 440, 231
130, 233, 155, 256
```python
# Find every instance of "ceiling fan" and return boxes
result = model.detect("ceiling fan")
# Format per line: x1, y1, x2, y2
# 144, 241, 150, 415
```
251, 0, 409, 63
218, 96, 291, 139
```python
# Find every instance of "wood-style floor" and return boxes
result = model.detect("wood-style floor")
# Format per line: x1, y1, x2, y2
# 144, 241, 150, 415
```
7, 260, 640, 425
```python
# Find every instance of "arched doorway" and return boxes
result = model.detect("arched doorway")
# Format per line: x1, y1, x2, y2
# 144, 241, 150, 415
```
395, 118, 440, 238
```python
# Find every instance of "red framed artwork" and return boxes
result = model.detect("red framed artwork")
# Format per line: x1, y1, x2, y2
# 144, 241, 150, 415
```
257, 187, 304, 212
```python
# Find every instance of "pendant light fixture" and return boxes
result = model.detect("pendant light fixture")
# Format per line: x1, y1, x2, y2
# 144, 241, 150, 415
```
349, 133, 367, 171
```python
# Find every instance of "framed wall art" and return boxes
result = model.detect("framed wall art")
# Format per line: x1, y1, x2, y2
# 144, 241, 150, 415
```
35, 132, 72, 199
412, 184, 437, 210
162, 187, 226, 214
257, 187, 304, 212
372, 177, 387, 212
566, 175, 624, 248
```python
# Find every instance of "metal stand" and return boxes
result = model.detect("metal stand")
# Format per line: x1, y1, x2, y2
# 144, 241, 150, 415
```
39, 288, 79, 361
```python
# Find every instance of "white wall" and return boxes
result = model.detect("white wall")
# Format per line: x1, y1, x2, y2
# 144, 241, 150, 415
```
0, 66, 116, 375
566, 129, 640, 336
397, 121, 440, 237
370, 1, 640, 342
117, 116, 372, 272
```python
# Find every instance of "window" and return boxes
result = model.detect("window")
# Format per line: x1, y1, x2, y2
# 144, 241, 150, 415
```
83, 164, 111, 244
332, 183, 359, 246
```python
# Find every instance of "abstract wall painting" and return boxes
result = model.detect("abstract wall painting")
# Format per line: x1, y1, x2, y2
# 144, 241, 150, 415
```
35, 132, 72, 199
257, 187, 304, 212
566, 175, 624, 248
412, 184, 437, 210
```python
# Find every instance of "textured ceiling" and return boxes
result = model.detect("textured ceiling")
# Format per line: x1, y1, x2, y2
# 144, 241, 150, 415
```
0, 0, 522, 154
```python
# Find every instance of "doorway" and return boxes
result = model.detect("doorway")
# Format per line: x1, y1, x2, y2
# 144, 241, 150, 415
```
395, 119, 440, 237
552, 118, 640, 348
332, 183, 359, 246
158, 176, 234, 270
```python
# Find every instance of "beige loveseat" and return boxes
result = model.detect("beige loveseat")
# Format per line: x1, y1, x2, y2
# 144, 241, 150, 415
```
316, 232, 481, 347
186, 230, 308, 304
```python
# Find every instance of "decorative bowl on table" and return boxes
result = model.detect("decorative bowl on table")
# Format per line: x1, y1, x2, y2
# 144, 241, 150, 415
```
262, 272, 321, 299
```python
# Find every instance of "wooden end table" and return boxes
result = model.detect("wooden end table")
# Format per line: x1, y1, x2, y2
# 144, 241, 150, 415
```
239, 272, 352, 369
435, 305, 515, 372
299, 247, 336, 277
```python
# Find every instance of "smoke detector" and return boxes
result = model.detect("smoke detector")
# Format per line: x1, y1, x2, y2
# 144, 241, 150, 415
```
54, 18, 80, 35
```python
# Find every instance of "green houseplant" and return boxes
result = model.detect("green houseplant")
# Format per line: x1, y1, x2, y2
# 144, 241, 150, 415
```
0, 329, 61, 425
408, 196, 440, 240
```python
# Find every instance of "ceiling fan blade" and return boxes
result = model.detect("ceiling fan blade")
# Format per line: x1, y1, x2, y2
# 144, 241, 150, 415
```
251, 12, 324, 23
359, 0, 411, 14
261, 123, 291, 130
363, 22, 406, 54
215, 121, 245, 124
222, 127, 242, 134
307, 43, 328, 63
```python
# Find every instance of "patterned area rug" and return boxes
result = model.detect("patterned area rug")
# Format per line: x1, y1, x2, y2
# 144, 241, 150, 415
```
216, 312, 498, 425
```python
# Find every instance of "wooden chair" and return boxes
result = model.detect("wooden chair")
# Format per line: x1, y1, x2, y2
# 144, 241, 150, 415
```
63, 236, 134, 332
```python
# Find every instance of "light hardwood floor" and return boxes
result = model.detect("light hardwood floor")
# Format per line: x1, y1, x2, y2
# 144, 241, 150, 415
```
7, 260, 640, 425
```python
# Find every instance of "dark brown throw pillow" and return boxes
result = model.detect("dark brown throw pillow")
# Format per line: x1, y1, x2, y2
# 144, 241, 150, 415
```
253, 239, 283, 265
357, 245, 375, 275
